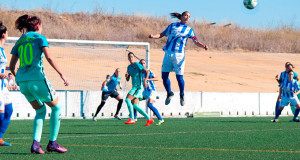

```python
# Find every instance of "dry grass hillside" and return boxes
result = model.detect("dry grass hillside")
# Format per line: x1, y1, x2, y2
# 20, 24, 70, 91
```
1, 9, 300, 92
1, 9, 299, 53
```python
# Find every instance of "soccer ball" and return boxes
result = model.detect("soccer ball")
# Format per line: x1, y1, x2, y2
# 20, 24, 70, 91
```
243, 0, 258, 9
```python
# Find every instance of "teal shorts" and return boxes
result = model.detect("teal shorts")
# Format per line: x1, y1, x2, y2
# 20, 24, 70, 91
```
18, 79, 57, 106
128, 87, 143, 100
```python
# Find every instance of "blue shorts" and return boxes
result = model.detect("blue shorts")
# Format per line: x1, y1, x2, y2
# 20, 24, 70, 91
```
18, 79, 57, 106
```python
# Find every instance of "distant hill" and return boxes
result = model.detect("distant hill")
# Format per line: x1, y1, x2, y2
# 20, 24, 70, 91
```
1, 9, 299, 53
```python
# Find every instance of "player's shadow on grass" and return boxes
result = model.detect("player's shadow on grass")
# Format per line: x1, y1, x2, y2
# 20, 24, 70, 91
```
0, 153, 30, 155
69, 123, 136, 127
59, 132, 111, 135
70, 124, 125, 127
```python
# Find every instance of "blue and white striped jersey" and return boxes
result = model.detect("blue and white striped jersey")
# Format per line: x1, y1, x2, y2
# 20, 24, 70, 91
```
279, 79, 300, 98
0, 47, 7, 91
142, 70, 156, 92
279, 71, 298, 83
162, 22, 198, 53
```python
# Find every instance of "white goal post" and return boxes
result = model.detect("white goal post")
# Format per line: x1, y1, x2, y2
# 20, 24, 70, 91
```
6, 37, 150, 91
7, 37, 151, 69
6, 37, 151, 119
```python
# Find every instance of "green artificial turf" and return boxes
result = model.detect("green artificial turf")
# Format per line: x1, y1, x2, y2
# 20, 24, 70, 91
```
1, 117, 300, 160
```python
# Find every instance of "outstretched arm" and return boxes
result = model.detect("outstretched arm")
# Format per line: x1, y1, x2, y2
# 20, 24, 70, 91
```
149, 33, 165, 39
193, 41, 208, 50
43, 47, 69, 86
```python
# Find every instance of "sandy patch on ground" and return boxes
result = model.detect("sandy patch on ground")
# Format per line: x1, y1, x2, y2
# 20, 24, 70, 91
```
149, 49, 300, 93
4, 43, 299, 92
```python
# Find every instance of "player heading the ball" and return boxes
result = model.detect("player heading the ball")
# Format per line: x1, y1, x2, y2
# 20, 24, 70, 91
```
149, 11, 208, 106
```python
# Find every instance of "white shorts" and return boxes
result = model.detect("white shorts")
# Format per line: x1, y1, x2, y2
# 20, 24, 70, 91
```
143, 90, 157, 100
280, 96, 300, 107
162, 51, 185, 75
0, 87, 11, 110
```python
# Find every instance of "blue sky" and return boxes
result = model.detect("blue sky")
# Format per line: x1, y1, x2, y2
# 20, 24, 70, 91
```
2, 0, 299, 29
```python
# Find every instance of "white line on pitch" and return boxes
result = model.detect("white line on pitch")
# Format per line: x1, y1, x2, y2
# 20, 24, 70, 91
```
5, 128, 300, 140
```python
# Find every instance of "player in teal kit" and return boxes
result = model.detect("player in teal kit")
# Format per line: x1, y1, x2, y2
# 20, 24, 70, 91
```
9, 15, 69, 154
124, 52, 154, 126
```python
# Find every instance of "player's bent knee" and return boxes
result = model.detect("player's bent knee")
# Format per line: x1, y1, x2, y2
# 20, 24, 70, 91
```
36, 105, 47, 115
50, 103, 61, 111
279, 107, 284, 110
125, 98, 131, 104
161, 72, 169, 80
147, 104, 155, 110
4, 103, 13, 116
46, 97, 59, 107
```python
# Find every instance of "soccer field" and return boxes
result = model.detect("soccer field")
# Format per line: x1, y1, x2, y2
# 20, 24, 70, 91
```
1, 117, 300, 159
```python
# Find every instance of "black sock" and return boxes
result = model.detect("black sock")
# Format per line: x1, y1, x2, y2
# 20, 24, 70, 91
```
115, 99, 123, 115
94, 101, 105, 117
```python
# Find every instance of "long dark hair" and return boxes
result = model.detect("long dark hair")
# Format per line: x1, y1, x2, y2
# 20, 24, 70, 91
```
0, 21, 7, 39
285, 62, 294, 69
15, 14, 41, 33
170, 11, 189, 20
128, 52, 141, 61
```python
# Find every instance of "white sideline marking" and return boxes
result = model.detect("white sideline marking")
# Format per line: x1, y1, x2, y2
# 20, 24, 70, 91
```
6, 128, 299, 140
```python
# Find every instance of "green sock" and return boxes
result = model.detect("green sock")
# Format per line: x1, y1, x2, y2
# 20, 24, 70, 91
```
125, 98, 134, 119
33, 104, 46, 142
49, 103, 62, 141
133, 104, 150, 120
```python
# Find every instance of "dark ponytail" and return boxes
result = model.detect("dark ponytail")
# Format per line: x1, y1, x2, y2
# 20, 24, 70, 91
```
15, 14, 41, 33
0, 21, 7, 39
170, 11, 189, 20
128, 52, 141, 61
